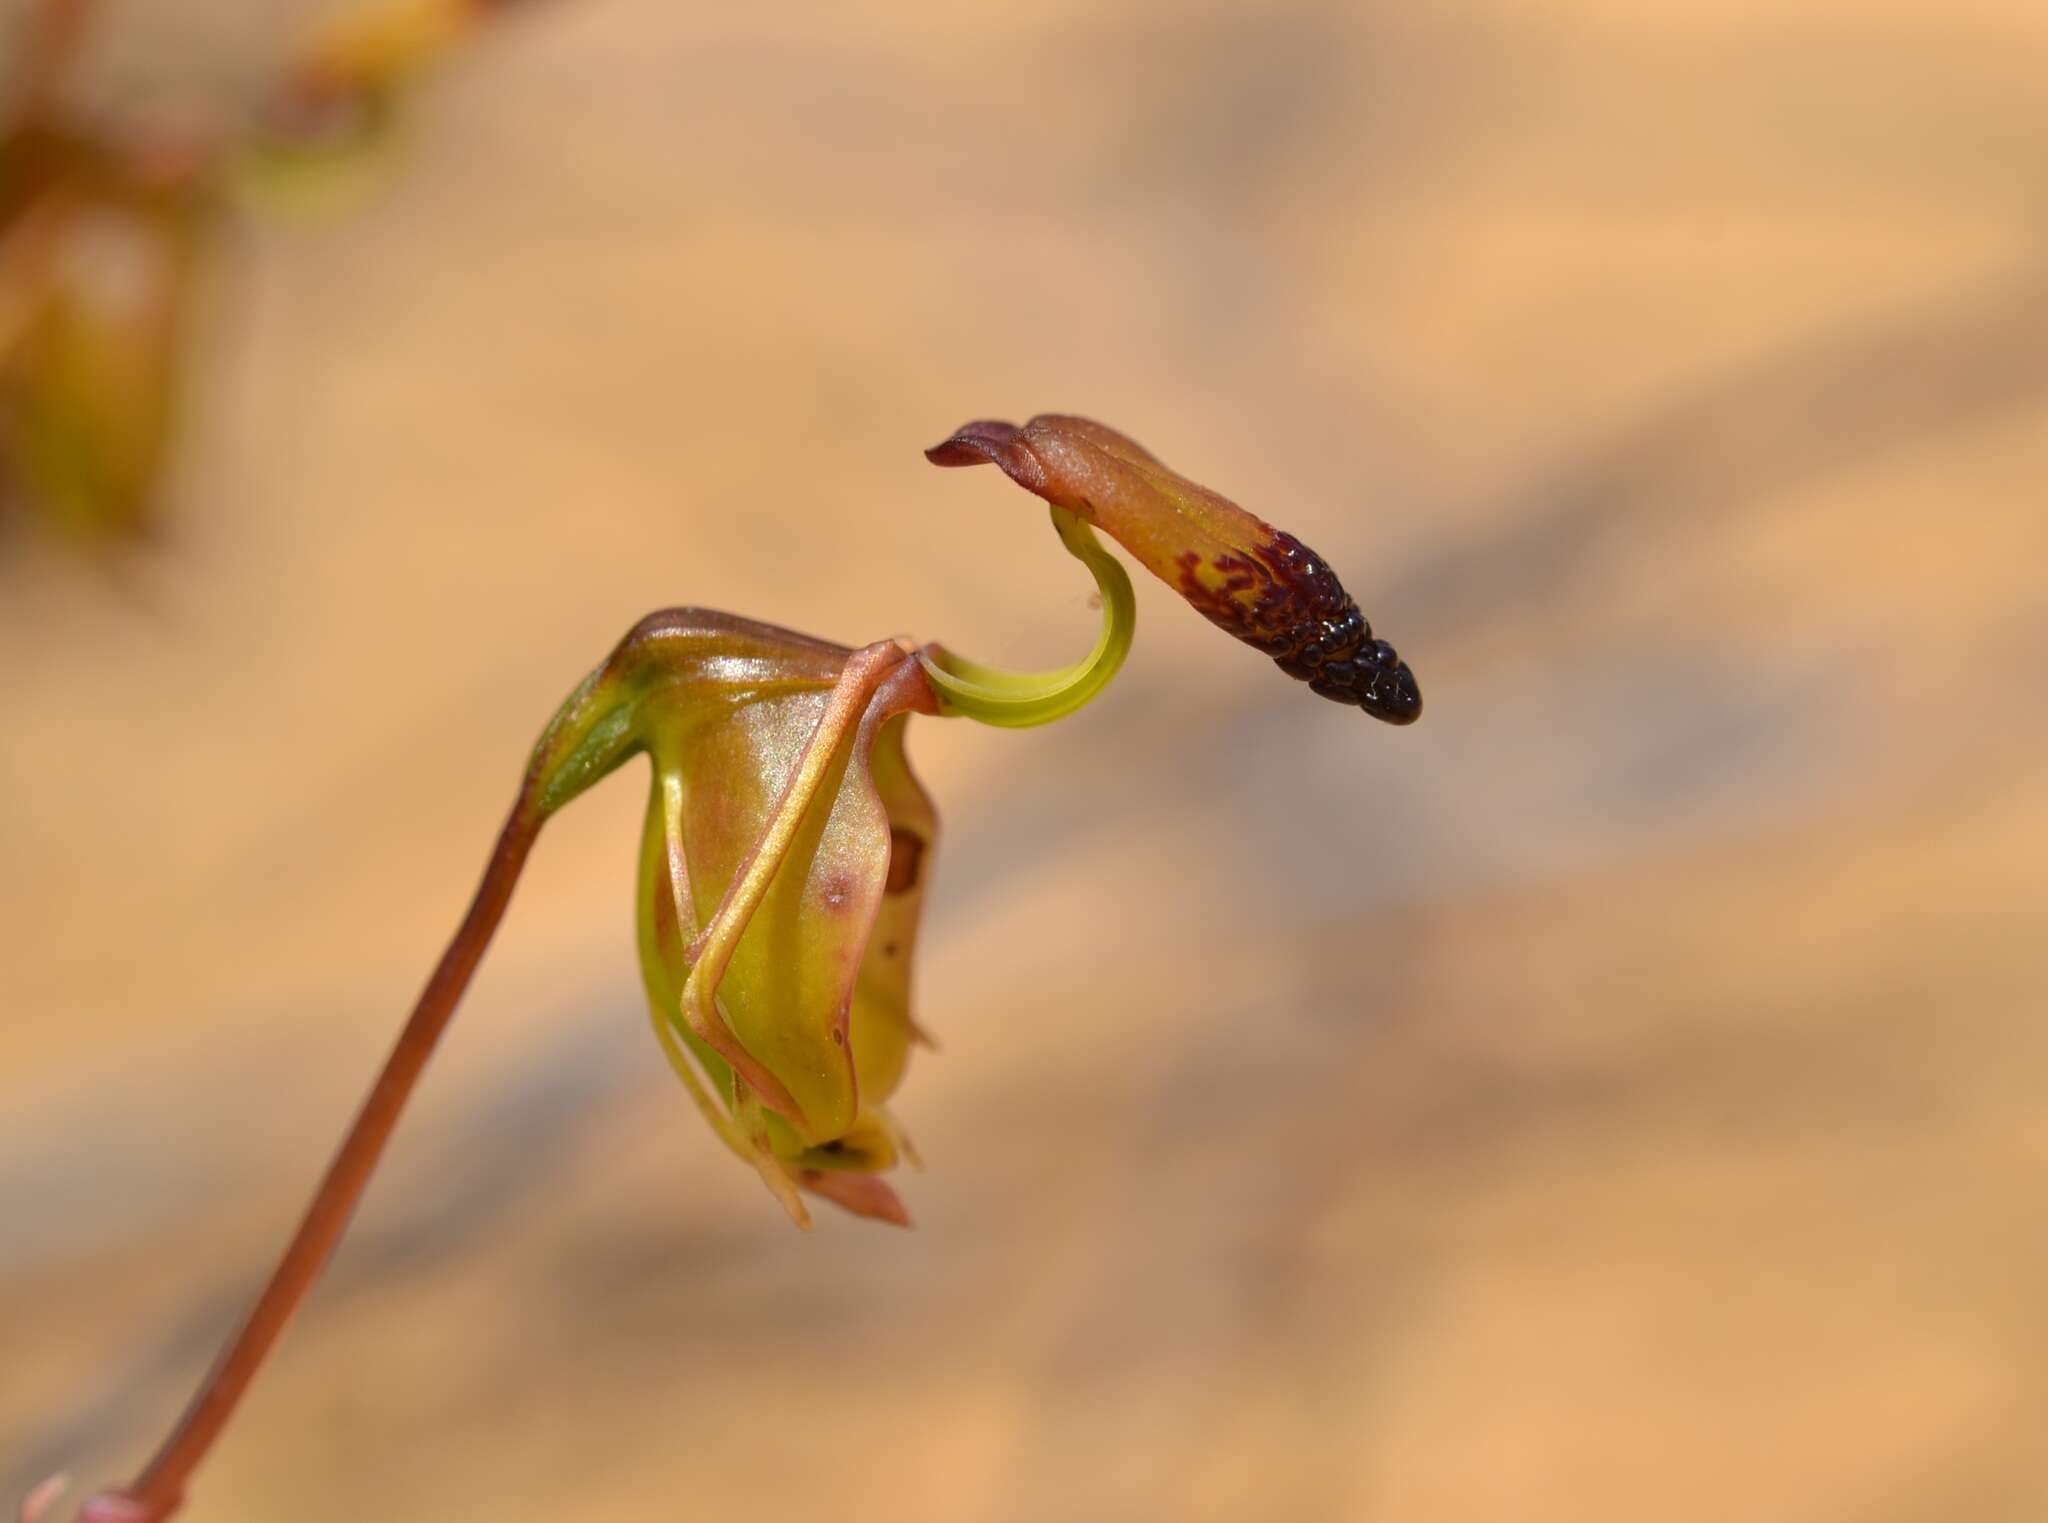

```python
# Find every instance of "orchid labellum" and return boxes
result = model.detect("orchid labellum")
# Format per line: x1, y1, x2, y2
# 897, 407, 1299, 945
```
54, 416, 1420, 1523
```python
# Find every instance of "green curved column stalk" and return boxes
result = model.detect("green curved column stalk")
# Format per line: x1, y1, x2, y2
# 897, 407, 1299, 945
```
918, 506, 1136, 728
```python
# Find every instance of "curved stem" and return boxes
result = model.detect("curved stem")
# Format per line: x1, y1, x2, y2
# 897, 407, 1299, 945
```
75, 786, 546, 1523
917, 506, 1135, 728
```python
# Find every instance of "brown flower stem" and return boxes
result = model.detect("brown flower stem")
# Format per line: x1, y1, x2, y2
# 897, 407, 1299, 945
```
75, 786, 547, 1523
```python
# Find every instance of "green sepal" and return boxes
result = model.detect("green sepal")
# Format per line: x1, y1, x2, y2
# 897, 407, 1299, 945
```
528, 667, 641, 819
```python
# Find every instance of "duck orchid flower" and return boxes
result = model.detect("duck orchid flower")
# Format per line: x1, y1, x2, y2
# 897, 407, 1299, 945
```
62, 415, 1419, 1523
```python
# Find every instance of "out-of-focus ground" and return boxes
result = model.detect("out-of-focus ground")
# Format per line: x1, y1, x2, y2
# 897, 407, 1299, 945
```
4, 1, 2046, 1519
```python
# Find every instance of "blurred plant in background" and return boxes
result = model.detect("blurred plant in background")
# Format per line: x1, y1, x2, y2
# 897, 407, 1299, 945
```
0, 0, 529, 545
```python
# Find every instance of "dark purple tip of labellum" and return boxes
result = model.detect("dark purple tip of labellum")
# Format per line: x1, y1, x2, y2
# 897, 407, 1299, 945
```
1254, 556, 1422, 725
1292, 631, 1423, 725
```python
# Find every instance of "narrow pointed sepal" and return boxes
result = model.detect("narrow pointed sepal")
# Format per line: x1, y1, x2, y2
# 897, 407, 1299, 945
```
800, 1170, 912, 1227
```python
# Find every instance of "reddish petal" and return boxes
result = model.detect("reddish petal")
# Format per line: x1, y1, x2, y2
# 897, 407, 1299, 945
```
800, 1169, 912, 1228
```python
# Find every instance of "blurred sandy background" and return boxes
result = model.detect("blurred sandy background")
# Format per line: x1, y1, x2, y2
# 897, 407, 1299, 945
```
4, 1, 2046, 1519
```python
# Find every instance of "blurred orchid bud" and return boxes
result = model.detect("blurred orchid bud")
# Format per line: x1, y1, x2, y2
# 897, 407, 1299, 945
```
927, 414, 1421, 723
0, 124, 205, 539
229, 0, 495, 221
529, 610, 942, 1228
288, 0, 487, 98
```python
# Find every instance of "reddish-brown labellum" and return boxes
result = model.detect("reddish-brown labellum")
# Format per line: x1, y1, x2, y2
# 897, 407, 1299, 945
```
926, 415, 1421, 724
